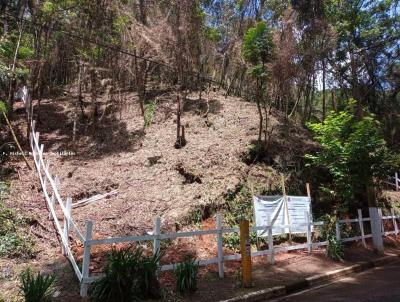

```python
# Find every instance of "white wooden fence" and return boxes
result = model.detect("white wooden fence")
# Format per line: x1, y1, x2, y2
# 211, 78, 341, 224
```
20, 87, 400, 297
385, 172, 400, 191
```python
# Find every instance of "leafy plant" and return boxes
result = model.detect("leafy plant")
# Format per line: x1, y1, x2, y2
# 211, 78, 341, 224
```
320, 214, 344, 261
306, 103, 399, 210
19, 268, 56, 302
242, 21, 274, 67
0, 181, 35, 258
174, 256, 199, 294
144, 99, 157, 128
90, 248, 161, 302
326, 235, 344, 261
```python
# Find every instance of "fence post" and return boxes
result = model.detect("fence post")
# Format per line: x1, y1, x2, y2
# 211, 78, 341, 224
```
35, 132, 39, 147
153, 217, 161, 263
378, 208, 384, 234
391, 208, 398, 236
369, 207, 384, 254
396, 173, 399, 191
62, 197, 72, 255
49, 194, 55, 220
335, 220, 341, 241
216, 214, 224, 278
267, 215, 274, 264
49, 176, 58, 220
43, 161, 50, 193
358, 209, 366, 248
306, 211, 312, 253
80, 220, 93, 297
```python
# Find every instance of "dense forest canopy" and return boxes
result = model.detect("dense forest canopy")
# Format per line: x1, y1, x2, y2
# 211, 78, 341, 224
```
0, 0, 400, 211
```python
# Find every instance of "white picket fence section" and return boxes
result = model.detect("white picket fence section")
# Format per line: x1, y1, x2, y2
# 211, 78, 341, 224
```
385, 172, 400, 191
20, 86, 400, 297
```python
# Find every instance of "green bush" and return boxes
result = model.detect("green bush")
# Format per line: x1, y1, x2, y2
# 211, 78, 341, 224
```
306, 102, 399, 210
19, 268, 56, 302
320, 214, 344, 261
174, 256, 199, 294
90, 248, 161, 302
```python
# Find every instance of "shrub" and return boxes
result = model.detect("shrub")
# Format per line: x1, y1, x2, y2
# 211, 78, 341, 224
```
174, 256, 199, 294
19, 268, 56, 302
321, 214, 344, 261
144, 99, 157, 128
90, 248, 161, 302
306, 102, 399, 210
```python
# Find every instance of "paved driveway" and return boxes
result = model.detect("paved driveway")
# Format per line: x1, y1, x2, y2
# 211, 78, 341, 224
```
270, 261, 400, 302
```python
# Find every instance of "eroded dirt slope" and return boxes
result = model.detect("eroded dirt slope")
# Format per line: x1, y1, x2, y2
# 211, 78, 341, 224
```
18, 89, 315, 238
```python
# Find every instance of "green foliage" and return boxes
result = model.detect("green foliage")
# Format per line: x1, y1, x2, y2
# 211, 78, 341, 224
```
242, 21, 274, 67
19, 268, 56, 302
174, 256, 199, 294
144, 99, 157, 128
306, 103, 397, 207
326, 235, 344, 261
90, 248, 161, 302
223, 184, 254, 227
320, 214, 344, 261
0, 101, 7, 115
223, 231, 260, 252
223, 182, 281, 228
204, 26, 220, 42
0, 181, 35, 258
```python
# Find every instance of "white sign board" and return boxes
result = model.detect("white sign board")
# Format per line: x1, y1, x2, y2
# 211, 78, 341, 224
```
253, 195, 312, 237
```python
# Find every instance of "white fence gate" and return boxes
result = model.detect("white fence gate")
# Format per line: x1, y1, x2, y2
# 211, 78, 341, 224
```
19, 87, 400, 297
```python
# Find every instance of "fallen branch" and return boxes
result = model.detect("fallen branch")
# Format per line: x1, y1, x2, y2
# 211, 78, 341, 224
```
72, 189, 119, 208
1, 110, 32, 170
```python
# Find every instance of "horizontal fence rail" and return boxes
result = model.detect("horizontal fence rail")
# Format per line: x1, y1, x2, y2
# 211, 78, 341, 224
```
19, 86, 400, 297
385, 172, 400, 191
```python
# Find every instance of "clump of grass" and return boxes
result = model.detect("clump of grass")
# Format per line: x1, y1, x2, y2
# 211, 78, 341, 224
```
19, 268, 56, 302
174, 256, 199, 295
144, 99, 157, 128
90, 248, 161, 302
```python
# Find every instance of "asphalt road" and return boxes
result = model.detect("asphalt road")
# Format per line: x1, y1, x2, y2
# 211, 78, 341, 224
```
270, 261, 400, 302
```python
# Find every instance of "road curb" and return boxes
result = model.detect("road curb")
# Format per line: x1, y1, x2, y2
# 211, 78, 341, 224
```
219, 254, 400, 302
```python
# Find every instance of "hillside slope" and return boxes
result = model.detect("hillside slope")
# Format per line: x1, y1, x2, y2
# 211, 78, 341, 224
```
12, 89, 316, 238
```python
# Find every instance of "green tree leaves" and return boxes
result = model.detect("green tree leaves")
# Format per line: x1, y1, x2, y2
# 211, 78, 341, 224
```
242, 21, 274, 67
306, 103, 398, 208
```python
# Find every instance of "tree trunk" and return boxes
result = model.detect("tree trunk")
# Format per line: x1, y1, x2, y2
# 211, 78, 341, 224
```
89, 67, 98, 124
256, 99, 263, 146
350, 52, 363, 119
367, 185, 377, 207
322, 59, 326, 121
77, 60, 85, 119
331, 90, 337, 112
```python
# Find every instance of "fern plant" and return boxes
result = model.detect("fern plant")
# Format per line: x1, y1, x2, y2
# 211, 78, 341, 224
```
174, 256, 199, 294
19, 268, 56, 302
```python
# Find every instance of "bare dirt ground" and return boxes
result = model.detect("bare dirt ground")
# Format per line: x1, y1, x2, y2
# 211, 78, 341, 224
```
16, 89, 316, 237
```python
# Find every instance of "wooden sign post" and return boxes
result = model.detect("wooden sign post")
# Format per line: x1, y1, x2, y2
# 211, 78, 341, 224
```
240, 220, 252, 287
